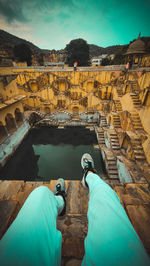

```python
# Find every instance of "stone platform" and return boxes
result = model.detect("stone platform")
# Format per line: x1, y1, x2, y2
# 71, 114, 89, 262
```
0, 180, 150, 265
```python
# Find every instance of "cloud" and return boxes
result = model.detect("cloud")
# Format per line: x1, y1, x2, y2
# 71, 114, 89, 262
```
0, 0, 28, 22
0, 0, 75, 23
0, 17, 32, 31
0, 0, 149, 50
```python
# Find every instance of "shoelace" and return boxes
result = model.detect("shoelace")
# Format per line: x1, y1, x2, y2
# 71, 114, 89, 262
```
56, 183, 61, 193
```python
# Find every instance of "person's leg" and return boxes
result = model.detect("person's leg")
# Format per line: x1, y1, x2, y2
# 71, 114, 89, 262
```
0, 185, 65, 266
81, 155, 149, 266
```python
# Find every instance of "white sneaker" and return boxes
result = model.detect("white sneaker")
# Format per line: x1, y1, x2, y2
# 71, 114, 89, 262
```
81, 153, 96, 188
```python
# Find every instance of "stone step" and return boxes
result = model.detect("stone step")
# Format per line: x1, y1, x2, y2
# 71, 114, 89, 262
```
112, 144, 120, 147
111, 140, 119, 143
132, 140, 141, 143
132, 143, 142, 147
133, 102, 141, 105
133, 146, 143, 150
134, 155, 145, 159
108, 166, 118, 171
132, 119, 141, 122
133, 147, 143, 151
108, 169, 118, 173
133, 123, 142, 126
108, 174, 119, 179
108, 161, 116, 165
134, 150, 144, 155
107, 158, 116, 162
133, 125, 142, 128
132, 100, 141, 103
98, 139, 105, 142
133, 122, 142, 125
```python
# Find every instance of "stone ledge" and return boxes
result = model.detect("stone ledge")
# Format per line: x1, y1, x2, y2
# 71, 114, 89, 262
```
0, 199, 19, 239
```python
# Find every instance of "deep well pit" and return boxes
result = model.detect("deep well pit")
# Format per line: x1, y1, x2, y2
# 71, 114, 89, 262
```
0, 126, 106, 181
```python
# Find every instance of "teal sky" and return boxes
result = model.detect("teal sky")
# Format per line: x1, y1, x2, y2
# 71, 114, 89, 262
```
0, 0, 150, 49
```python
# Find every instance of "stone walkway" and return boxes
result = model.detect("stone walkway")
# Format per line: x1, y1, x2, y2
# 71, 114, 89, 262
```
0, 179, 150, 265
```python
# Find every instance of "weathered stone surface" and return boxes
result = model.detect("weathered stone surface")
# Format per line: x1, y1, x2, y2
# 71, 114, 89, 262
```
114, 185, 126, 206
105, 180, 121, 188
114, 184, 150, 206
126, 205, 150, 255
0, 179, 150, 261
125, 184, 150, 204
65, 258, 82, 266
58, 215, 87, 259
66, 181, 89, 215
14, 183, 37, 207
0, 199, 19, 239
0, 181, 12, 199
4, 181, 24, 200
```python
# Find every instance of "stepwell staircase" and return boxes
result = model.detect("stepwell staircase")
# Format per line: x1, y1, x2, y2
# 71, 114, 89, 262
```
104, 150, 119, 179
96, 128, 105, 146
112, 113, 121, 128
116, 87, 123, 97
114, 100, 122, 112
130, 93, 142, 109
131, 138, 146, 161
109, 131, 120, 151
130, 80, 139, 94
100, 116, 108, 127
130, 113, 144, 131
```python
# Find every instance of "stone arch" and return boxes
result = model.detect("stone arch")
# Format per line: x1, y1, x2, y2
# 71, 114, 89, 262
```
30, 81, 38, 92
122, 136, 129, 150
58, 78, 68, 92
0, 121, 8, 142
121, 134, 134, 160
44, 107, 50, 113
15, 108, 23, 125
72, 106, 79, 113
5, 113, 17, 133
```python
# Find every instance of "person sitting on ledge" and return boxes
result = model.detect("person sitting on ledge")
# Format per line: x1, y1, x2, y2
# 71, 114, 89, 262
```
0, 154, 149, 266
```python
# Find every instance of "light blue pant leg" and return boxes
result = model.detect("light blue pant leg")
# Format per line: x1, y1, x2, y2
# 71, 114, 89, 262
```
82, 173, 150, 266
0, 186, 64, 266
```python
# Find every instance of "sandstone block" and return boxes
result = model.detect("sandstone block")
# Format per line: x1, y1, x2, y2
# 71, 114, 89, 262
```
58, 215, 87, 259
126, 205, 150, 255
0, 199, 19, 239
66, 181, 89, 215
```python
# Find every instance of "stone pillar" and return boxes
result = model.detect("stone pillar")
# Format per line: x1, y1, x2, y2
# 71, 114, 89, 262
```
21, 112, 25, 121
13, 117, 18, 129
4, 126, 9, 137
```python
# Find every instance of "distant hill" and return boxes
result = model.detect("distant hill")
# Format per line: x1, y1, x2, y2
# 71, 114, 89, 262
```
89, 44, 128, 57
0, 29, 128, 58
0, 29, 42, 53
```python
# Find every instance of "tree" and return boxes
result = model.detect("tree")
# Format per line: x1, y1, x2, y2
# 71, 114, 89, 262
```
101, 57, 111, 66
13, 43, 32, 66
111, 46, 128, 65
38, 53, 44, 66
65, 38, 90, 66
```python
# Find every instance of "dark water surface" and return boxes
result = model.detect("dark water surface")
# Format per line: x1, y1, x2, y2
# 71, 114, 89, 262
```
0, 127, 106, 181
